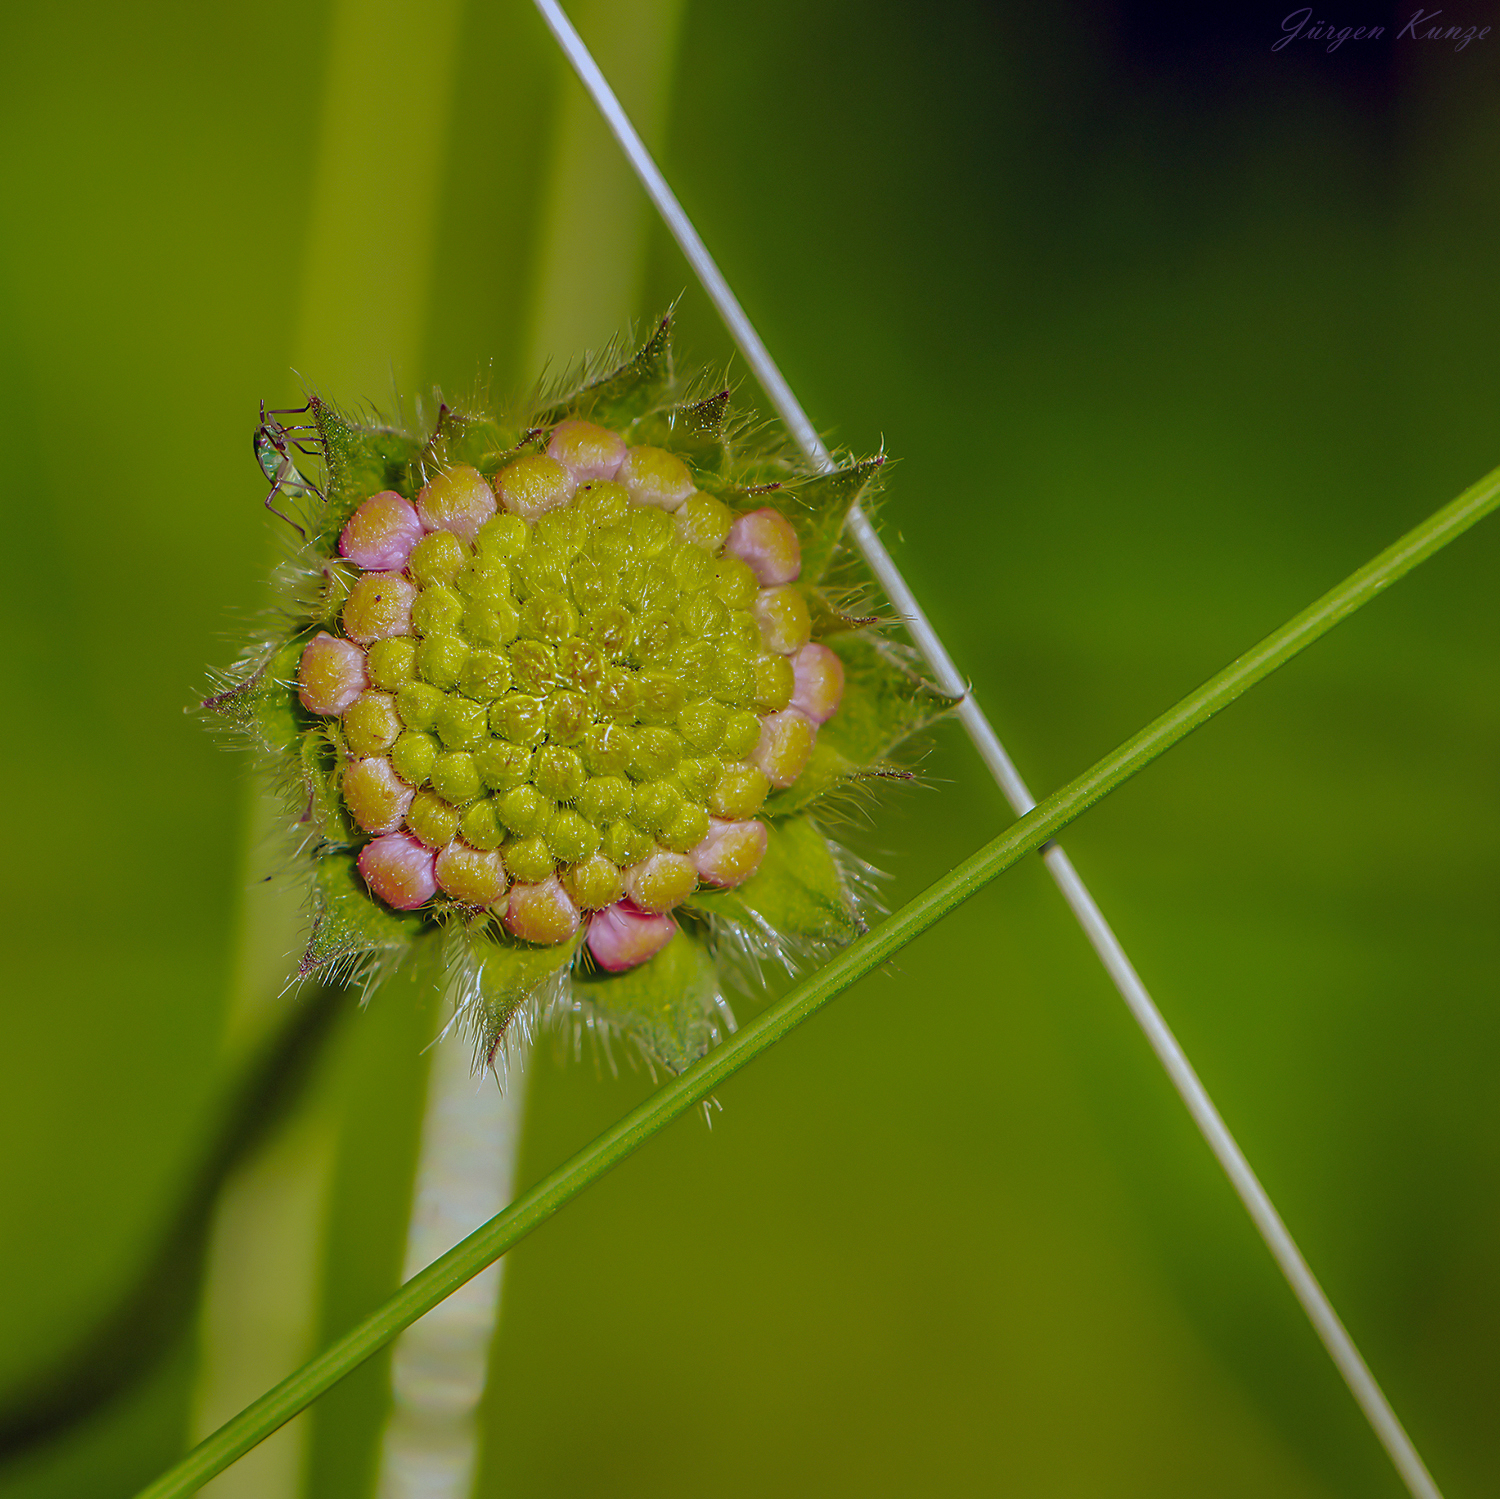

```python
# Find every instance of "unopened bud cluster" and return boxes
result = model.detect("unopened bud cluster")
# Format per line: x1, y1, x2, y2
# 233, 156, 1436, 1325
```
297, 418, 845, 968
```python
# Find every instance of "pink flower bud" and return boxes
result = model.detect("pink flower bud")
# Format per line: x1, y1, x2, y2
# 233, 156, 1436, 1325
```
547, 418, 627, 482
790, 642, 845, 724
617, 446, 695, 511
339, 491, 423, 570
753, 708, 817, 788
505, 874, 581, 944
585, 899, 677, 972
297, 631, 368, 715
342, 756, 415, 834
690, 818, 768, 888
725, 507, 801, 585
416, 465, 497, 543
358, 830, 437, 910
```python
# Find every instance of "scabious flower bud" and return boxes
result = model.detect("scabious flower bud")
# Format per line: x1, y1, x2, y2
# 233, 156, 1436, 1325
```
417, 465, 496, 542
726, 507, 801, 585
208, 318, 948, 1072
505, 874, 580, 944
298, 631, 368, 715
790, 642, 845, 724
690, 818, 768, 888
547, 418, 627, 481
358, 831, 438, 909
618, 446, 695, 511
586, 900, 677, 972
340, 491, 423, 570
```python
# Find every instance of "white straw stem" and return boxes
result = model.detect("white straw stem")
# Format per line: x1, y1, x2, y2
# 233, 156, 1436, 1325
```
529, 4, 1444, 1495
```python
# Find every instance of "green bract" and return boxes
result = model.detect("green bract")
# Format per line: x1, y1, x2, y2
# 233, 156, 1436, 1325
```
206, 320, 956, 1071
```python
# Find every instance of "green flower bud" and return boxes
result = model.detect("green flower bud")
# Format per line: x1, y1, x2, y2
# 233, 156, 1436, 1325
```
710, 556, 757, 610
661, 801, 711, 854
675, 492, 732, 552
516, 547, 569, 600
457, 559, 511, 602
474, 740, 533, 790
391, 729, 439, 786
602, 818, 652, 868
343, 757, 413, 834
753, 585, 812, 655
576, 773, 633, 824
496, 454, 575, 521
534, 744, 586, 801
520, 589, 579, 644
343, 691, 401, 757
460, 797, 505, 850
628, 727, 683, 781
680, 591, 729, 639
409, 531, 467, 587
621, 560, 677, 615
584, 604, 634, 660
568, 553, 614, 612
509, 639, 559, 695
430, 751, 481, 806
412, 584, 464, 637
633, 611, 679, 663
408, 790, 460, 848
752, 652, 795, 710
459, 648, 511, 701
366, 635, 417, 690
434, 842, 507, 906
436, 695, 488, 750
504, 873, 579, 944
496, 784, 554, 837
462, 599, 521, 648
720, 709, 762, 759
396, 681, 446, 732
666, 539, 713, 591
534, 509, 588, 560
416, 632, 471, 689
709, 762, 770, 818
573, 480, 630, 529
342, 571, 416, 644
619, 447, 695, 513
632, 778, 683, 834
503, 834, 556, 885
678, 698, 726, 752
557, 638, 605, 691
547, 809, 600, 864
561, 853, 624, 911
476, 512, 529, 560
492, 693, 547, 746
623, 846, 697, 914
417, 465, 496, 543
546, 690, 591, 744
677, 755, 723, 800
583, 723, 634, 776
594, 669, 639, 722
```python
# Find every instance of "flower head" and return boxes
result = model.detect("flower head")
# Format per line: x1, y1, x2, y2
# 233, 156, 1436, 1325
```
207, 320, 955, 1072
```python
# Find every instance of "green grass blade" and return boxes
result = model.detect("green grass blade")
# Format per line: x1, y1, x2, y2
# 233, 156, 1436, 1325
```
135, 462, 1500, 1499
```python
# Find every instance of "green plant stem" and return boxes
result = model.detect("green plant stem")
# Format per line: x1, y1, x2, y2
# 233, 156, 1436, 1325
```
136, 463, 1500, 1499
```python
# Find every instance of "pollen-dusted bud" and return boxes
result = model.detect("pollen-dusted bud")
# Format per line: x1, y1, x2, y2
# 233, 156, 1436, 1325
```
435, 842, 507, 906
754, 708, 817, 788
547, 418, 627, 481
726, 507, 801, 585
586, 900, 677, 972
417, 465, 496, 543
505, 874, 580, 944
752, 585, 812, 656
496, 454, 576, 520
624, 847, 697, 914
618, 446, 695, 512
342, 572, 417, 645
562, 852, 625, 910
690, 817, 768, 888
340, 491, 423, 571
343, 757, 414, 833
298, 631, 368, 715
790, 642, 845, 724
358, 831, 438, 910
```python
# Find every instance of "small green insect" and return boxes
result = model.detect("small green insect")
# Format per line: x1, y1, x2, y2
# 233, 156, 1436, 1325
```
254, 399, 324, 537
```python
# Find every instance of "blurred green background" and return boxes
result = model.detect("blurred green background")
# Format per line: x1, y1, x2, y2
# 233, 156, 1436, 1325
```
1, 1, 1497, 1495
